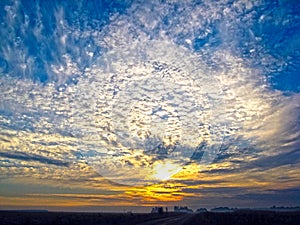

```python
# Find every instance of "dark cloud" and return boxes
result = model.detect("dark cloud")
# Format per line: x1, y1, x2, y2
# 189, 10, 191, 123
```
0, 151, 69, 167
244, 150, 300, 171
184, 186, 249, 195
200, 167, 242, 174
236, 187, 300, 203
198, 147, 300, 175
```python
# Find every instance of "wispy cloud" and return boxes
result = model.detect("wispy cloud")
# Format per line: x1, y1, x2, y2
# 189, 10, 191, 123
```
0, 151, 69, 167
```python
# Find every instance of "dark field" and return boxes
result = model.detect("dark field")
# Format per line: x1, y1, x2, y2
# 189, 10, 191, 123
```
1, 210, 300, 225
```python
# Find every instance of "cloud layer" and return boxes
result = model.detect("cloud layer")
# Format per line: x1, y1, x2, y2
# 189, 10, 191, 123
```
0, 0, 299, 209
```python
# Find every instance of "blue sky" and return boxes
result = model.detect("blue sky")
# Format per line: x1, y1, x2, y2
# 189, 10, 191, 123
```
0, 0, 299, 212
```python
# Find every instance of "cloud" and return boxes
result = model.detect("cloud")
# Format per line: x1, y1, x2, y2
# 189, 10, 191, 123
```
0, 151, 69, 167
235, 187, 300, 205
245, 150, 300, 170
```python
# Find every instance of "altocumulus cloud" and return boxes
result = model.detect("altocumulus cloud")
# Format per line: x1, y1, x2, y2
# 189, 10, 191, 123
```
0, 0, 299, 209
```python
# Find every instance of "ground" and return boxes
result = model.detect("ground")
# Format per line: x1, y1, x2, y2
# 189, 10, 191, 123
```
1, 210, 299, 225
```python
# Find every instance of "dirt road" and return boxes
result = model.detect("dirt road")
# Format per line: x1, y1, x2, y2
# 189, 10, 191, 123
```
135, 213, 193, 225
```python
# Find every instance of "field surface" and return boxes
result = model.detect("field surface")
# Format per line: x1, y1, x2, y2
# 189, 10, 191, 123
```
1, 210, 300, 225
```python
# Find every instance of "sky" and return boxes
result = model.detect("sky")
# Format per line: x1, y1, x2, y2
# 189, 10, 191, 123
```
0, 0, 300, 212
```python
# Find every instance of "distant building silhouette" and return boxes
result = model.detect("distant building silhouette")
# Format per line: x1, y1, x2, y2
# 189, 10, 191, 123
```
174, 206, 193, 213
196, 208, 208, 213
151, 207, 164, 214
210, 207, 233, 212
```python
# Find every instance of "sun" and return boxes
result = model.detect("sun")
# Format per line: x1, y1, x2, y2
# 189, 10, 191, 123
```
153, 161, 182, 181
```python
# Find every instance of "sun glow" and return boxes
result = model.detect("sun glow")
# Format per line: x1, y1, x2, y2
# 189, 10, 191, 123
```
153, 161, 182, 181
